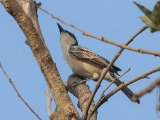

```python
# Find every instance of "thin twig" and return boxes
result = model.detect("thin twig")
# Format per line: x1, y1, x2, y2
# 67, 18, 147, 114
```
38, 7, 84, 33
133, 78, 160, 100
104, 68, 130, 94
0, 63, 42, 120
45, 87, 52, 116
97, 68, 130, 106
87, 68, 130, 120
88, 67, 160, 119
83, 69, 107, 120
156, 86, 160, 117
84, 33, 160, 57
93, 66, 160, 114
83, 26, 147, 120
38, 8, 160, 57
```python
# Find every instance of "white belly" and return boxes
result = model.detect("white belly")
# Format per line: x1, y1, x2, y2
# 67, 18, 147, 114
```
64, 53, 114, 82
67, 55, 100, 79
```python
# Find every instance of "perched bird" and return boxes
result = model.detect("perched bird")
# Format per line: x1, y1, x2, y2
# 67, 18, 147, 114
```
57, 23, 140, 104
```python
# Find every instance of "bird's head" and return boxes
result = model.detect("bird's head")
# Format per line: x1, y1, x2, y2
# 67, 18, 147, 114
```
57, 23, 78, 46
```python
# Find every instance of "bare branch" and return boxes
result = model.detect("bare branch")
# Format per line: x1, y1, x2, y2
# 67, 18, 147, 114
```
0, 63, 42, 120
133, 78, 160, 116
67, 75, 97, 120
87, 68, 130, 120
104, 68, 130, 94
50, 106, 65, 120
98, 68, 130, 104
133, 78, 160, 100
93, 66, 160, 114
83, 26, 147, 120
38, 8, 160, 57
84, 32, 160, 57
45, 88, 52, 116
156, 87, 160, 114
1, 1, 79, 119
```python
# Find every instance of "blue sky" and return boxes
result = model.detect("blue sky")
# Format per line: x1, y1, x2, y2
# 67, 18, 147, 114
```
0, 0, 160, 120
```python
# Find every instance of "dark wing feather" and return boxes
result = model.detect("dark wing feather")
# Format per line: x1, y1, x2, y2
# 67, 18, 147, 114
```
69, 46, 121, 75
152, 1, 160, 24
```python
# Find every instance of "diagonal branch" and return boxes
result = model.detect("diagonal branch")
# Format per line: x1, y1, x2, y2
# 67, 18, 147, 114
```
1, 0, 79, 119
83, 32, 160, 57
88, 67, 160, 119
66, 75, 97, 120
96, 68, 131, 109
91, 66, 160, 116
38, 7, 160, 57
83, 26, 147, 120
0, 63, 42, 120
45, 88, 52, 116
87, 69, 130, 120
133, 78, 160, 100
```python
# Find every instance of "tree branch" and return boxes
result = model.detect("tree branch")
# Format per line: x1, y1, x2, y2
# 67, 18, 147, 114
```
45, 88, 52, 116
92, 66, 160, 115
87, 69, 130, 120
50, 106, 65, 120
1, 0, 79, 119
0, 63, 42, 120
66, 75, 97, 120
38, 7, 160, 57
133, 78, 160, 100
83, 32, 160, 57
156, 87, 160, 113
95, 68, 131, 111
83, 25, 147, 120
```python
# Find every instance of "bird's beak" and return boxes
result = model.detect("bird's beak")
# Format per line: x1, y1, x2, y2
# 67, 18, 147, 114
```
57, 23, 65, 33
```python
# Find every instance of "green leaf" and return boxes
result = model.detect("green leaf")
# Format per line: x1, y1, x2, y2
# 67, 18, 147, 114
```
133, 2, 152, 19
140, 16, 160, 32
151, 1, 160, 25
134, 1, 160, 32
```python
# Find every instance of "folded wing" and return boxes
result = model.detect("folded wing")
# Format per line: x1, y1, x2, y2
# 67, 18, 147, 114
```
69, 45, 121, 75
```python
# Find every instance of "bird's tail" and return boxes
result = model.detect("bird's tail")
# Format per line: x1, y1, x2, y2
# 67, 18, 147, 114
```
114, 79, 140, 104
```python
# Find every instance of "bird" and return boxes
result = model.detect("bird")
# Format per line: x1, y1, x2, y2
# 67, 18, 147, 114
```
57, 23, 140, 104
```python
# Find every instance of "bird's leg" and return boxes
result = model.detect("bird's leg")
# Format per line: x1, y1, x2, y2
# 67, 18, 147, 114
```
71, 79, 89, 87
66, 74, 90, 89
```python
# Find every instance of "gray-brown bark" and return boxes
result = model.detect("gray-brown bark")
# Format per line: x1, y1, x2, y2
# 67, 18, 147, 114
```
1, 0, 80, 119
67, 75, 97, 120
